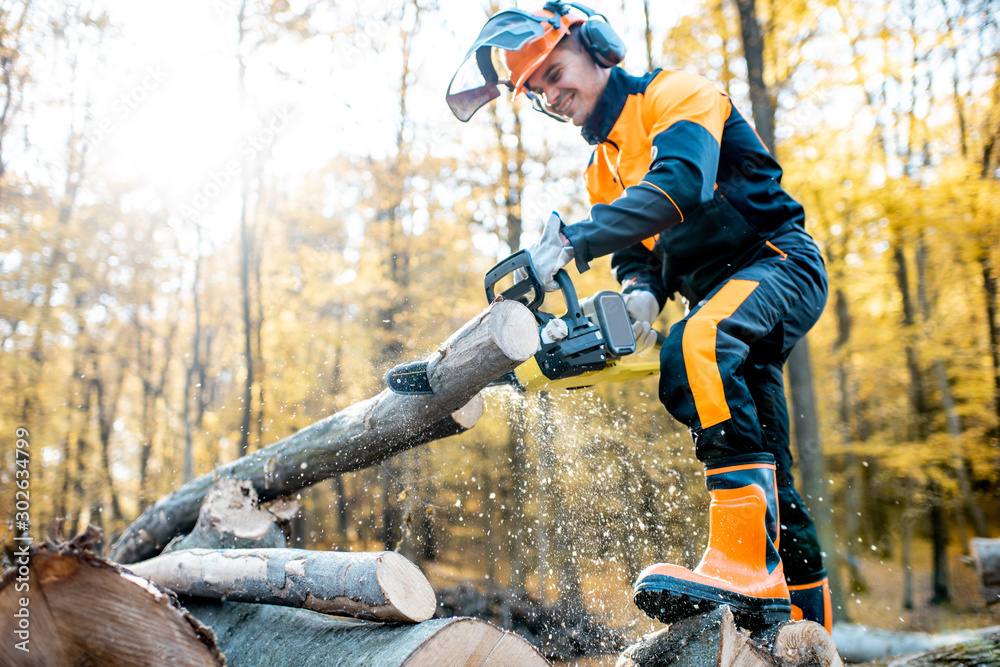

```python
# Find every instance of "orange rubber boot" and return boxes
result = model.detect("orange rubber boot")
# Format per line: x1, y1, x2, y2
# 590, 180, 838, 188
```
633, 455, 791, 631
789, 574, 832, 633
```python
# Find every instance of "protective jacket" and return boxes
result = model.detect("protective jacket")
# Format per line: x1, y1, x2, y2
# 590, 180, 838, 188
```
561, 67, 807, 305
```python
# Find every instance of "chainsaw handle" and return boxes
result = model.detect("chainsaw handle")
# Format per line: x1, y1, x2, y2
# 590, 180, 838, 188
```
484, 249, 544, 313
485, 251, 590, 329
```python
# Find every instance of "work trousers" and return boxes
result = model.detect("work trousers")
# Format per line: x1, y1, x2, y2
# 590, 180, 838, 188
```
658, 227, 829, 584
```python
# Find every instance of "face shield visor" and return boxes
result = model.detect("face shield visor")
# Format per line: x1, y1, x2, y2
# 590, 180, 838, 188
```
446, 9, 573, 123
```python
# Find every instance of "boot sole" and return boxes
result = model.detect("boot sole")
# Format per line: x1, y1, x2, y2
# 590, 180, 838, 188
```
634, 574, 791, 632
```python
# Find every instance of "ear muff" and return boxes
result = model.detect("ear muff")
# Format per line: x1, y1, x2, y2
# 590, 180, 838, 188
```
544, 1, 625, 68
577, 12, 625, 67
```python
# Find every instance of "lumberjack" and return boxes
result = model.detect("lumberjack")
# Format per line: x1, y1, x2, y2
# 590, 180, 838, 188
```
447, 0, 831, 632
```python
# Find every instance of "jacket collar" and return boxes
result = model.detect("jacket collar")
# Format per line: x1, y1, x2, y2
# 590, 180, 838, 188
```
581, 67, 630, 146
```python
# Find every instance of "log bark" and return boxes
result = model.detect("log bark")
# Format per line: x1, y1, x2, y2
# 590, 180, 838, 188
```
833, 623, 1000, 664
0, 527, 223, 667
110, 299, 534, 564
129, 547, 436, 623
971, 537, 1000, 605
186, 600, 550, 666
853, 628, 1000, 666
616, 606, 843, 667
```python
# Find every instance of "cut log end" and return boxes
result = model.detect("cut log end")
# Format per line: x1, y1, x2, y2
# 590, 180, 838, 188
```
452, 393, 485, 430
0, 532, 223, 667
374, 551, 437, 622
488, 298, 541, 362
773, 621, 842, 666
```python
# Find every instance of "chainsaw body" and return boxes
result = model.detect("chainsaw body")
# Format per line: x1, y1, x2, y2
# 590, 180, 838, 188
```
484, 250, 660, 392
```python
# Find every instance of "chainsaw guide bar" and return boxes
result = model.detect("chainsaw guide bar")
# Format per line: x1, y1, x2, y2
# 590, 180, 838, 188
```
385, 361, 434, 395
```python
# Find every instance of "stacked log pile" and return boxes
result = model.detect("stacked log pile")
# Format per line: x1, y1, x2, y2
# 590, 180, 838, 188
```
0, 298, 894, 665
2, 300, 547, 666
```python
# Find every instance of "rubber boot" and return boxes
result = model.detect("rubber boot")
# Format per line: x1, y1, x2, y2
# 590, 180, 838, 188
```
788, 573, 832, 633
633, 454, 791, 631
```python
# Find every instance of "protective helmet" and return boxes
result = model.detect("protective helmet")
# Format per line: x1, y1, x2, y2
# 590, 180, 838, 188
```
504, 9, 582, 96
445, 6, 583, 122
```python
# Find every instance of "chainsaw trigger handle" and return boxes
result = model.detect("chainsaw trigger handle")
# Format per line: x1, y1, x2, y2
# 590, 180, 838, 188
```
485, 249, 545, 314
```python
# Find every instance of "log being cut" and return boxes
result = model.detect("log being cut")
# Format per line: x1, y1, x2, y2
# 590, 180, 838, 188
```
129, 547, 437, 623
109, 298, 538, 564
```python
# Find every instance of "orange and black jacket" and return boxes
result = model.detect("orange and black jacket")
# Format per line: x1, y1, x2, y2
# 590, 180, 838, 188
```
561, 67, 807, 304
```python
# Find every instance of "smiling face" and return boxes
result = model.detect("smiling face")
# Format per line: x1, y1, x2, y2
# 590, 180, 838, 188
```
525, 30, 610, 127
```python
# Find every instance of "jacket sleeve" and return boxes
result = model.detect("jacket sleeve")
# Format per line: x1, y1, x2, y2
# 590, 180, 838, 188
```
564, 71, 731, 270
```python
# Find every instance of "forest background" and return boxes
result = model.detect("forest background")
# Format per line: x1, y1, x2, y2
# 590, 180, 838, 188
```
2, 0, 999, 651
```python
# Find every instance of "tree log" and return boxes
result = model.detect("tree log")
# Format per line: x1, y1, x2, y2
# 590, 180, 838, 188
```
971, 537, 1000, 605
110, 298, 535, 564
186, 600, 550, 666
616, 606, 843, 667
0, 526, 223, 667
129, 547, 436, 623
833, 623, 1000, 664
853, 628, 1000, 666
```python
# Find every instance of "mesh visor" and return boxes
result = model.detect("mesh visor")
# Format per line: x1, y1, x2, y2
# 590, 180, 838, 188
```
446, 10, 549, 122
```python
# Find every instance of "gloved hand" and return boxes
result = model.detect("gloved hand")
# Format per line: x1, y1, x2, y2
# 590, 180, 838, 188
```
623, 290, 661, 353
525, 212, 574, 291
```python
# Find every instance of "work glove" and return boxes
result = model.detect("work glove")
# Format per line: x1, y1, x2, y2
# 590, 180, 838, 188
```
623, 290, 661, 353
525, 212, 574, 292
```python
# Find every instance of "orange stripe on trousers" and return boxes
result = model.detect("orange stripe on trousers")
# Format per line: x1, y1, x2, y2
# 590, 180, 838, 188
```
682, 279, 760, 429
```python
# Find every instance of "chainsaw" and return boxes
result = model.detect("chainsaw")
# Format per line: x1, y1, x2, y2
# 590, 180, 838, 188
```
385, 250, 662, 394
482, 250, 662, 392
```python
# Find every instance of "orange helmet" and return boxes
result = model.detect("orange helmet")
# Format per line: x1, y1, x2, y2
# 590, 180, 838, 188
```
447, 3, 620, 122
503, 9, 583, 95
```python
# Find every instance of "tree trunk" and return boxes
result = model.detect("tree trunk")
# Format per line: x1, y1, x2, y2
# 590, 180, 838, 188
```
642, 0, 654, 72
187, 602, 549, 667
929, 485, 950, 606
733, 0, 775, 153
0, 527, 223, 667
183, 226, 204, 484
788, 341, 846, 620
982, 253, 1000, 432
915, 236, 989, 541
733, 0, 845, 621
236, 1, 256, 459
109, 299, 537, 564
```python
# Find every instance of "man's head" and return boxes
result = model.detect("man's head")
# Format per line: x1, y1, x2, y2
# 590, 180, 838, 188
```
518, 25, 611, 126
445, 2, 623, 124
